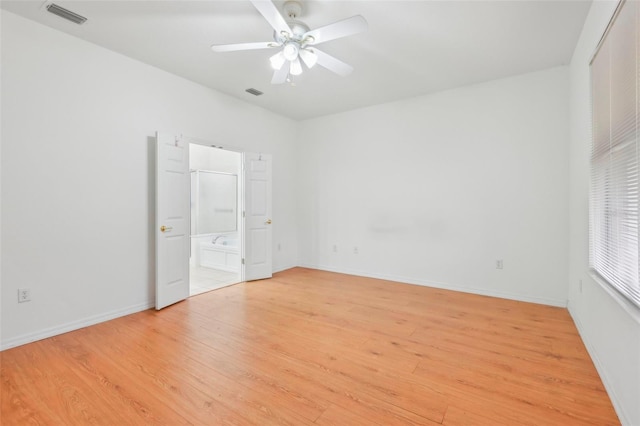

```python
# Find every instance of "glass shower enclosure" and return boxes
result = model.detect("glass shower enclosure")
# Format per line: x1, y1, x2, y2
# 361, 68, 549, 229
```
190, 170, 238, 235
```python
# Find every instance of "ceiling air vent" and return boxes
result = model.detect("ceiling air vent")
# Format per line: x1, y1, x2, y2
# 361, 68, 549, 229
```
46, 3, 87, 25
245, 88, 263, 96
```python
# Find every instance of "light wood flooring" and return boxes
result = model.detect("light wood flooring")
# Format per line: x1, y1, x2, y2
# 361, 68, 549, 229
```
1, 267, 620, 425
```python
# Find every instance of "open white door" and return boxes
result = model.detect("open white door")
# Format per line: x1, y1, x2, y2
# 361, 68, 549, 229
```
155, 132, 190, 309
244, 153, 273, 281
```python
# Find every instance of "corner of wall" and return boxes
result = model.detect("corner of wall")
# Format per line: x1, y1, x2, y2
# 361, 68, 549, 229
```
567, 1, 640, 424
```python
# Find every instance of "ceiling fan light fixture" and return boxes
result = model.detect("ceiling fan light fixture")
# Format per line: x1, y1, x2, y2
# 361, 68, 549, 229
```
269, 51, 286, 70
299, 48, 318, 68
283, 43, 299, 61
290, 57, 303, 75
211, 0, 368, 85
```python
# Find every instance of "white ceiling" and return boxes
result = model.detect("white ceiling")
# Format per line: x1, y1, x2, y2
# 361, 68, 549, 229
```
1, 0, 591, 120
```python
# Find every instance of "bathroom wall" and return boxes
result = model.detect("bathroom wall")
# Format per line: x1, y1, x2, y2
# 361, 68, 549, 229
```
190, 143, 240, 174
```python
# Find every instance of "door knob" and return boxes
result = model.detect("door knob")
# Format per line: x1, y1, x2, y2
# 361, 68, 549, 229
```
160, 225, 173, 232
265, 219, 272, 225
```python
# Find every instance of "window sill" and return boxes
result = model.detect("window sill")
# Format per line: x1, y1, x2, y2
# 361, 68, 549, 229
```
588, 270, 640, 326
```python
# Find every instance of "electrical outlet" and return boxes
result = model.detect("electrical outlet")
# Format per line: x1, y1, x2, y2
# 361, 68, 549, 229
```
277, 243, 282, 251
18, 288, 31, 303
496, 260, 503, 269
332, 245, 337, 253
353, 246, 359, 254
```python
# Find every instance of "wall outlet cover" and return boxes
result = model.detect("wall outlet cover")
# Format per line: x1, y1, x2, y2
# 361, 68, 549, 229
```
18, 288, 31, 303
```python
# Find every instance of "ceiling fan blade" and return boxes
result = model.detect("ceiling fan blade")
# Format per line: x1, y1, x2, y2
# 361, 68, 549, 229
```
271, 61, 289, 84
313, 48, 354, 76
250, 0, 292, 36
299, 48, 318, 68
304, 15, 368, 45
211, 41, 276, 53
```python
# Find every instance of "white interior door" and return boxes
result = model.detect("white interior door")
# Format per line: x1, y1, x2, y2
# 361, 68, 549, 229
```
244, 153, 273, 281
155, 132, 190, 309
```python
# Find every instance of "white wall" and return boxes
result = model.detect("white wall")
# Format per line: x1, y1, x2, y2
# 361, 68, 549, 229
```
297, 67, 570, 306
0, 11, 298, 349
567, 2, 640, 425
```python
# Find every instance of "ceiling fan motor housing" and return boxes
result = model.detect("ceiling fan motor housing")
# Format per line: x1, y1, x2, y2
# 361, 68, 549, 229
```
273, 19, 310, 45
283, 1, 303, 19
271, 1, 313, 46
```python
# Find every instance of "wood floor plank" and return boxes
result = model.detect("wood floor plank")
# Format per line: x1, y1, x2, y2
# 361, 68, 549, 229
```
240, 285, 418, 337
1, 352, 71, 425
0, 267, 620, 425
3, 337, 178, 425
62, 325, 259, 426
314, 403, 383, 426
186, 291, 369, 349
442, 405, 513, 426
44, 334, 192, 425
147, 306, 442, 425
191, 319, 447, 423
112, 314, 329, 423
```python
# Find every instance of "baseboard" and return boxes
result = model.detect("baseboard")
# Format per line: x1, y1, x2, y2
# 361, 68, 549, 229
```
0, 301, 154, 351
273, 264, 297, 274
298, 263, 568, 308
568, 303, 631, 426
1, 265, 296, 351
0, 265, 566, 350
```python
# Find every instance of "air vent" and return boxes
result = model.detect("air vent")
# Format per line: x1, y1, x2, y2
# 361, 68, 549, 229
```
245, 88, 263, 96
46, 3, 87, 25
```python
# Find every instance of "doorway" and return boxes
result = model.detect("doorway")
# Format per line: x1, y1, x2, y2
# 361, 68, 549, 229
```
188, 143, 242, 296
155, 132, 273, 309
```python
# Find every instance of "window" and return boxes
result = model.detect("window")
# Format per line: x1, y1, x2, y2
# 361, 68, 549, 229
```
590, 0, 640, 308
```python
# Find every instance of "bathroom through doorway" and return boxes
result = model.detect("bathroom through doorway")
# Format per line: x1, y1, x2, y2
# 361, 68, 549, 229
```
189, 143, 242, 296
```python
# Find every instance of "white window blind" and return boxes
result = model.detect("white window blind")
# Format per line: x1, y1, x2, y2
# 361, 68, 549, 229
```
590, 0, 640, 308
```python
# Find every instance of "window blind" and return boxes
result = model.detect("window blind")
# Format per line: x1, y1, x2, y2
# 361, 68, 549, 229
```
590, 0, 640, 308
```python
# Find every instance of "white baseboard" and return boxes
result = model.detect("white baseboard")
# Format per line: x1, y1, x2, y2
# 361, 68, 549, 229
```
298, 263, 568, 308
568, 303, 631, 426
1, 264, 294, 351
273, 263, 297, 274
0, 301, 154, 351
0, 265, 566, 351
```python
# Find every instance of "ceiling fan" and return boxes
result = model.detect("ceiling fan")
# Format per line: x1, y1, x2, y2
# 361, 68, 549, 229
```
211, 0, 368, 84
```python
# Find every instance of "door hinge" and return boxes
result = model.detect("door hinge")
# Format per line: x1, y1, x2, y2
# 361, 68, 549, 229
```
241, 258, 245, 265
